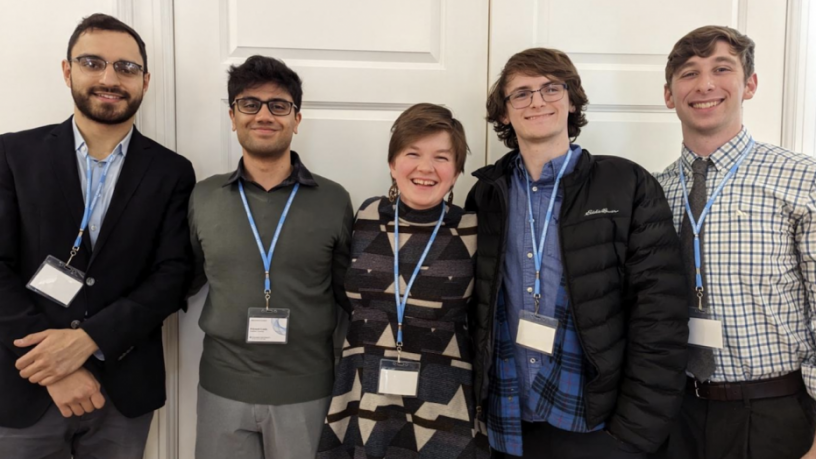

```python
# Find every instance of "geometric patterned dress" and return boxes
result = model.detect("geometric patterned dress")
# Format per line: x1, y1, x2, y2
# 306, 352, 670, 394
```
317, 197, 490, 458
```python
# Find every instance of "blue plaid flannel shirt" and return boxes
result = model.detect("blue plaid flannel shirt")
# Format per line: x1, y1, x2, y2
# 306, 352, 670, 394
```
487, 282, 602, 456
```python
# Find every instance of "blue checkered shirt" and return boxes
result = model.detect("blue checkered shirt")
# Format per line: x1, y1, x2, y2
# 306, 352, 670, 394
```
655, 127, 816, 394
487, 281, 602, 456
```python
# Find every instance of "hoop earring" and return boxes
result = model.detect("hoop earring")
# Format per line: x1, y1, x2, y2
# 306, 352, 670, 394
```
447, 188, 454, 206
388, 180, 399, 203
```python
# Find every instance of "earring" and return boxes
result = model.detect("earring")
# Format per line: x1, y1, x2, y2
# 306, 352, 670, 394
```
447, 188, 454, 206
388, 180, 399, 203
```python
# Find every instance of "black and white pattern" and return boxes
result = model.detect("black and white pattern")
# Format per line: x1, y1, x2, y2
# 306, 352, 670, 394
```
317, 197, 488, 458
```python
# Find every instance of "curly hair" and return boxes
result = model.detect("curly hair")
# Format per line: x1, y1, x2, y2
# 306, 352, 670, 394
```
486, 48, 588, 149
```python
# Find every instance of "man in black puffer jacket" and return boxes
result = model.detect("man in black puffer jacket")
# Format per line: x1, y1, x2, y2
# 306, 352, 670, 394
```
466, 48, 688, 458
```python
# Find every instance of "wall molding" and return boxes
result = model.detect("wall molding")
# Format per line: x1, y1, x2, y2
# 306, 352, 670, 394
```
782, 0, 816, 156
119, 1, 179, 458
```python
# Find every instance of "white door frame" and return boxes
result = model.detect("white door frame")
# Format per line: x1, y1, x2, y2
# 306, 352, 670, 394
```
125, 1, 816, 457
117, 0, 179, 458
782, 0, 816, 157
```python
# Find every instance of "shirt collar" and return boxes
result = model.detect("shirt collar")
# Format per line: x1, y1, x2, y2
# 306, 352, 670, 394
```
72, 117, 133, 160
680, 127, 753, 174
223, 150, 318, 191
514, 144, 582, 184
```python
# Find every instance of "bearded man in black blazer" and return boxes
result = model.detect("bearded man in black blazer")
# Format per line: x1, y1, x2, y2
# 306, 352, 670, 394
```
0, 13, 195, 459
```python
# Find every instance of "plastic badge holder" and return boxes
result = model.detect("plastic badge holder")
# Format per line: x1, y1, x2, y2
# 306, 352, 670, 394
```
378, 359, 421, 397
516, 310, 559, 355
246, 308, 290, 344
26, 255, 85, 308
688, 317, 724, 349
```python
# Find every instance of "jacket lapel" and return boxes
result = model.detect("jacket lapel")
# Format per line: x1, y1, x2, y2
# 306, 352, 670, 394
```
88, 127, 155, 267
47, 118, 92, 254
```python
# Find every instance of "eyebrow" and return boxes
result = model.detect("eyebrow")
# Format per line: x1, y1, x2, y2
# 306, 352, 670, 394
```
507, 81, 560, 93
406, 145, 453, 153
675, 55, 739, 73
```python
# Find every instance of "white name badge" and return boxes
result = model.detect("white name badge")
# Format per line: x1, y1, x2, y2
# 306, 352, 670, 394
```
688, 317, 724, 349
26, 255, 85, 308
246, 308, 290, 344
378, 359, 420, 397
516, 310, 558, 355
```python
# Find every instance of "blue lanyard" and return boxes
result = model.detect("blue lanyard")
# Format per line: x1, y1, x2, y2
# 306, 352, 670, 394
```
393, 197, 445, 359
678, 139, 754, 308
523, 149, 573, 315
66, 154, 117, 266
239, 181, 300, 309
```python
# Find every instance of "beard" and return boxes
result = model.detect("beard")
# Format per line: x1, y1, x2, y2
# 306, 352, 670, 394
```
72, 83, 142, 125
236, 126, 293, 160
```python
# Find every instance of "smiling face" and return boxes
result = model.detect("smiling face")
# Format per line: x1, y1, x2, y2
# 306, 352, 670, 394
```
63, 30, 149, 125
665, 40, 757, 146
389, 131, 459, 211
502, 73, 574, 151
229, 82, 301, 159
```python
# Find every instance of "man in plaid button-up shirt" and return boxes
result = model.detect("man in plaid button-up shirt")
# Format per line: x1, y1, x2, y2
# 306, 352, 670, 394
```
655, 26, 816, 459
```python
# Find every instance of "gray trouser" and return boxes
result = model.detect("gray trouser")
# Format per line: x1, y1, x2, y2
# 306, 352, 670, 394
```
0, 401, 153, 459
196, 384, 330, 459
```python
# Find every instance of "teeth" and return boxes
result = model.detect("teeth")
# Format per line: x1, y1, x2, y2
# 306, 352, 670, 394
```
691, 100, 720, 109
411, 179, 436, 186
96, 94, 122, 100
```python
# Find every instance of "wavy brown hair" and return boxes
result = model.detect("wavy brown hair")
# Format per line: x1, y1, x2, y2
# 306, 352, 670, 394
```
486, 48, 588, 149
665, 25, 755, 88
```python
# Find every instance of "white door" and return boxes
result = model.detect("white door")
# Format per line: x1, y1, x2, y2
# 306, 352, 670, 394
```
488, 0, 787, 172
174, 1, 489, 457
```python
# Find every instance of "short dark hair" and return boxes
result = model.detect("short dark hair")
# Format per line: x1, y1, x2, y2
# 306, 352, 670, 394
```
666, 25, 755, 88
486, 48, 588, 149
388, 103, 469, 175
227, 55, 303, 111
67, 13, 148, 73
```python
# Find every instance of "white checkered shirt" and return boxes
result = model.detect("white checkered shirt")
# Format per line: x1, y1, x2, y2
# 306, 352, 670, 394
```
656, 127, 816, 397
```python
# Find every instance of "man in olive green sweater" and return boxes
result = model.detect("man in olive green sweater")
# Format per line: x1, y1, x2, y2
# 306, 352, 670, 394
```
188, 55, 353, 459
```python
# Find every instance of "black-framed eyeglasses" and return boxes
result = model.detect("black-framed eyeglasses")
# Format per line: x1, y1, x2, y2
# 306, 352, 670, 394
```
505, 83, 569, 109
71, 56, 144, 78
232, 98, 298, 116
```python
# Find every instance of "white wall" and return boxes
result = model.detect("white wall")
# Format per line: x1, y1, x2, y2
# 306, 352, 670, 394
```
0, 1, 119, 133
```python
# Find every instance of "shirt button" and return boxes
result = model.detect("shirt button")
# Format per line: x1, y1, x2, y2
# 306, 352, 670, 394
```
529, 358, 536, 364
85, 277, 95, 287
70, 320, 81, 329
527, 253, 533, 259
532, 186, 538, 192
90, 225, 98, 232
526, 287, 533, 293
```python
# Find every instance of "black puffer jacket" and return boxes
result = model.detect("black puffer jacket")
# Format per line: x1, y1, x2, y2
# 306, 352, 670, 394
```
465, 149, 688, 453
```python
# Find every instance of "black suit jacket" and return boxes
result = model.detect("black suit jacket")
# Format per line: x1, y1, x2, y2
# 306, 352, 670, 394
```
0, 118, 196, 428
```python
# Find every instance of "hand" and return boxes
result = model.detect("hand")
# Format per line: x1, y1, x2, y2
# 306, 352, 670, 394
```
15, 329, 99, 385
46, 368, 105, 417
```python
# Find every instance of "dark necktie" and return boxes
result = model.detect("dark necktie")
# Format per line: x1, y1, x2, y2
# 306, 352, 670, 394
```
681, 158, 715, 381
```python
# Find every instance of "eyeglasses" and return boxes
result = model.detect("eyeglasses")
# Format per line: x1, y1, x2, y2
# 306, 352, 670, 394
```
232, 98, 298, 116
505, 83, 569, 109
72, 56, 144, 78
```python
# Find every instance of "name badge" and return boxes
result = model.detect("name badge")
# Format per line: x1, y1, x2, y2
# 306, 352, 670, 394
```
516, 310, 558, 355
26, 255, 85, 308
246, 308, 290, 344
378, 359, 420, 397
688, 317, 723, 349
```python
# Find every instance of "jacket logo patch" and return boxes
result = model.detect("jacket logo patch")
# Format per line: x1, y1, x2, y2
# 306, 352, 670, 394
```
585, 208, 619, 216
